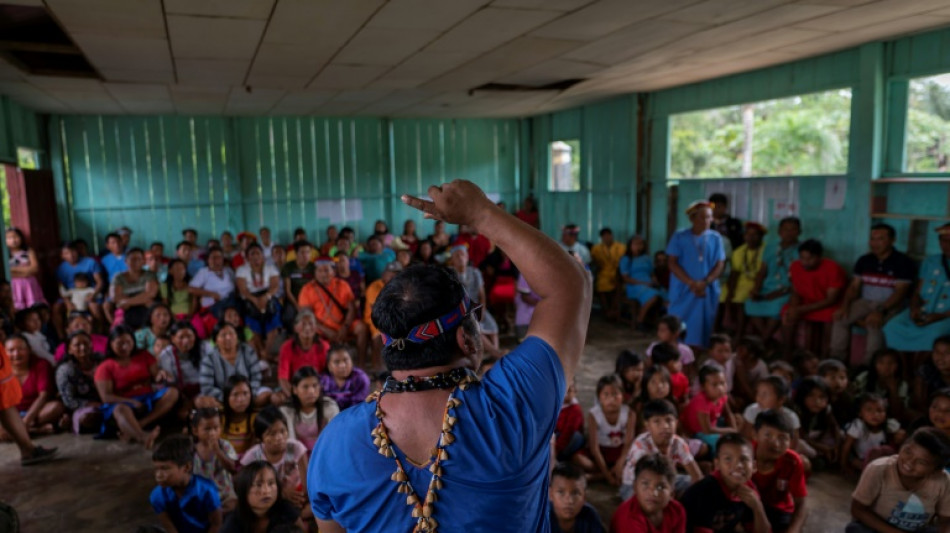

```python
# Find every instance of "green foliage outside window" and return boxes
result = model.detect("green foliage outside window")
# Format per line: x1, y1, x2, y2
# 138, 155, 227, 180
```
906, 74, 950, 173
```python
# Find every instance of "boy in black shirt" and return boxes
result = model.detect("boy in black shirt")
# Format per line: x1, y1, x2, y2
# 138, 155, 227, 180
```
680, 433, 770, 533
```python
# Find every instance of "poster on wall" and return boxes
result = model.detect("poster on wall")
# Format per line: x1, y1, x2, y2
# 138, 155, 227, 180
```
823, 178, 847, 210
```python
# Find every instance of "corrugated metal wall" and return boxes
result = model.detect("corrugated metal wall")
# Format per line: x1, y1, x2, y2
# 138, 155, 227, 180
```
51, 116, 522, 252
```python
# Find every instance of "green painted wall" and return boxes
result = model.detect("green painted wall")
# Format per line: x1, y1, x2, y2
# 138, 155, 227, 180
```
0, 95, 43, 163
51, 116, 523, 253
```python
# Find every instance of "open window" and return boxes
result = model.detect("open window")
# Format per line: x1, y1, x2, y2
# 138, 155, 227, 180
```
548, 139, 581, 191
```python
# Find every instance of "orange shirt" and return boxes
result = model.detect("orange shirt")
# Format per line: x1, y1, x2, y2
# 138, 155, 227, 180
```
298, 278, 355, 331
0, 345, 24, 410
364, 278, 386, 338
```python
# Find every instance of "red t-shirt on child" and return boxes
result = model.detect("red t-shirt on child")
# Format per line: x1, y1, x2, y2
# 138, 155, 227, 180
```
277, 338, 330, 381
670, 372, 689, 402
94, 351, 156, 398
555, 401, 584, 455
611, 495, 686, 533
751, 448, 808, 514
680, 392, 727, 435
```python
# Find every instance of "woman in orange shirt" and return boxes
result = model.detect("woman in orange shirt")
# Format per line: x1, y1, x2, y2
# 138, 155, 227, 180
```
0, 342, 57, 465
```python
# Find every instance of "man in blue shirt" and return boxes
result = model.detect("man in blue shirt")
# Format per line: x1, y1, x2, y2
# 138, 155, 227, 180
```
53, 240, 105, 337
309, 180, 592, 532
100, 232, 127, 282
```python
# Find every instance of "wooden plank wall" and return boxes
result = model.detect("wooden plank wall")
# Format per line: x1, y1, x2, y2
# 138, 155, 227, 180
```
51, 116, 522, 253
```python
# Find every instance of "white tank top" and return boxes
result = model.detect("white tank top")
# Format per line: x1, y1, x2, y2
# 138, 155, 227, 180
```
589, 404, 629, 448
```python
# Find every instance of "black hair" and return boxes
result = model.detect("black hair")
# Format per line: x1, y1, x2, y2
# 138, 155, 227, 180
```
624, 235, 647, 258
189, 407, 220, 431
796, 376, 834, 435
233, 461, 283, 532
935, 335, 950, 350
615, 350, 643, 392
340, 226, 355, 236
105, 325, 136, 359
72, 272, 91, 285
245, 242, 264, 255
551, 461, 585, 482
253, 405, 288, 441
222, 374, 252, 428
62, 330, 93, 365
290, 366, 324, 432
168, 320, 201, 369
639, 365, 672, 404
735, 336, 765, 361
293, 240, 313, 253
871, 223, 896, 240
816, 359, 845, 378
152, 435, 193, 466
792, 349, 819, 374
778, 217, 801, 230
769, 360, 795, 376
857, 392, 887, 412
796, 376, 830, 412
105, 232, 121, 244
175, 241, 192, 253
182, 228, 197, 237
657, 315, 682, 338
906, 427, 950, 470
13, 307, 39, 330
599, 227, 613, 237
708, 333, 731, 349
754, 409, 793, 435
642, 399, 677, 421
293, 227, 306, 237
634, 453, 676, 483
5, 227, 28, 251
146, 302, 171, 331
651, 343, 680, 365
932, 387, 950, 404
699, 363, 725, 386
372, 265, 479, 371
149, 241, 164, 250
125, 247, 144, 258
798, 239, 824, 257
212, 321, 240, 344
864, 348, 902, 394
716, 432, 750, 458
62, 240, 79, 251
708, 193, 728, 205
758, 375, 789, 401
165, 258, 191, 296
595, 374, 623, 398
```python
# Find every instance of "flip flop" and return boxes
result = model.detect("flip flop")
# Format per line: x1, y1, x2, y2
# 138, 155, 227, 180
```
20, 446, 58, 466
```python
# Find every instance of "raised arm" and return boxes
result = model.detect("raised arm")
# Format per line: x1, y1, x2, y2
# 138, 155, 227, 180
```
402, 180, 591, 383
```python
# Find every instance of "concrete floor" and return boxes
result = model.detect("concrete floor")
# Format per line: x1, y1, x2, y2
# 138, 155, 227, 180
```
0, 316, 854, 532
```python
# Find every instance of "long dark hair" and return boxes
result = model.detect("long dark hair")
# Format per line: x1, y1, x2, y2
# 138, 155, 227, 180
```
290, 366, 324, 432
6, 227, 28, 251
222, 374, 252, 429
165, 258, 191, 298
233, 461, 283, 533
146, 302, 171, 333
624, 235, 646, 258
795, 376, 832, 434
106, 325, 136, 359
864, 348, 903, 394
63, 330, 93, 365
169, 320, 201, 369
639, 365, 673, 405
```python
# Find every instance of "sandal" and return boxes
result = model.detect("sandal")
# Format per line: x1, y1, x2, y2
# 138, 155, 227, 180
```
21, 445, 58, 466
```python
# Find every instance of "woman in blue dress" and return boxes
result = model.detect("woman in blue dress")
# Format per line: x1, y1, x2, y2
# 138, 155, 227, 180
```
666, 201, 726, 348
619, 235, 662, 329
884, 224, 950, 351
745, 217, 801, 342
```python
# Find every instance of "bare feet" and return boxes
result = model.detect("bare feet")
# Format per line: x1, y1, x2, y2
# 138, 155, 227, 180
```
144, 426, 161, 450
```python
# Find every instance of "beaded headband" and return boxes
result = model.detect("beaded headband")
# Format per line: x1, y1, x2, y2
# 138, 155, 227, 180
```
381, 295, 479, 350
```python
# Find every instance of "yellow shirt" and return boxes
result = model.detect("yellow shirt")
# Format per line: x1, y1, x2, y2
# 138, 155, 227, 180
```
591, 241, 626, 292
722, 243, 764, 303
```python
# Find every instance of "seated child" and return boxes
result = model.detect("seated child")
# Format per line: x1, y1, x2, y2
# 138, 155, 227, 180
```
842, 393, 906, 474
741, 376, 801, 452
239, 407, 310, 518
924, 388, 950, 443
651, 344, 688, 404
853, 348, 909, 421
695, 334, 735, 397
790, 349, 820, 397
320, 345, 369, 411
190, 407, 238, 513
616, 350, 645, 404
619, 399, 702, 501
848, 427, 950, 533
555, 379, 590, 469
220, 460, 302, 533
914, 335, 950, 413
680, 433, 771, 533
751, 410, 808, 533
150, 435, 222, 533
548, 462, 606, 533
768, 361, 796, 395
278, 366, 339, 452
611, 454, 686, 533
818, 358, 854, 425
647, 315, 695, 372
588, 374, 636, 486
682, 365, 737, 450
735, 336, 769, 393
220, 375, 256, 458
795, 376, 842, 468
60, 272, 96, 313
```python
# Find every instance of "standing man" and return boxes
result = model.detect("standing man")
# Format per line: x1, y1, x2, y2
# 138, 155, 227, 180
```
590, 228, 626, 321
709, 193, 744, 250
666, 201, 727, 348
831, 224, 917, 364
308, 180, 591, 531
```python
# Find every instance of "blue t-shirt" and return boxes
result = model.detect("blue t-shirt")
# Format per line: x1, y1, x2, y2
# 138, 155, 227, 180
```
57, 257, 101, 289
309, 336, 566, 531
187, 258, 206, 278
150, 474, 221, 533
549, 502, 606, 533
101, 253, 127, 282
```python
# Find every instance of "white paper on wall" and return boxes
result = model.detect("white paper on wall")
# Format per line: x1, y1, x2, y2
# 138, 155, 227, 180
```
823, 178, 846, 210
316, 199, 363, 224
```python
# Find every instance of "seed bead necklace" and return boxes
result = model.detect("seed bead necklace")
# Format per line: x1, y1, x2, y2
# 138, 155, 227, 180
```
367, 368, 479, 533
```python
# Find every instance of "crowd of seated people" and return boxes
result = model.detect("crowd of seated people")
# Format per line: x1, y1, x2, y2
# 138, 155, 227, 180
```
4, 187, 950, 533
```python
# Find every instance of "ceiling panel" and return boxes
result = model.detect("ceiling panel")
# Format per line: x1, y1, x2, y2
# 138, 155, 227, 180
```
662, 0, 788, 25
164, 0, 276, 19
167, 15, 266, 60
44, 0, 166, 39
785, 14, 950, 55
797, 0, 950, 32
564, 19, 707, 65
334, 28, 441, 67
530, 0, 701, 41
226, 86, 285, 114
491, 0, 594, 10
497, 58, 603, 86
424, 7, 563, 54
176, 59, 249, 86
263, 0, 384, 46
308, 65, 389, 90
368, 0, 489, 31
245, 44, 334, 89
69, 33, 173, 73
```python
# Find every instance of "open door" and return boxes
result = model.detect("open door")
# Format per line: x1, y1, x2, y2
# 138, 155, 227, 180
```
5, 165, 61, 303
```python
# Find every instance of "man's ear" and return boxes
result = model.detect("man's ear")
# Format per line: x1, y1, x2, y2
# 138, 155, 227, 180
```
456, 326, 475, 356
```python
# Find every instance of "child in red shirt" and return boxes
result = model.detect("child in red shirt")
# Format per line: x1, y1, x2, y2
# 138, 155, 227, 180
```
611, 453, 686, 533
651, 343, 688, 405
681, 365, 737, 450
556, 379, 593, 473
752, 409, 808, 533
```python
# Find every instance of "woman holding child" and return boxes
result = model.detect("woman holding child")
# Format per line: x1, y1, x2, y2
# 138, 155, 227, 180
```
112, 248, 160, 330
55, 331, 103, 433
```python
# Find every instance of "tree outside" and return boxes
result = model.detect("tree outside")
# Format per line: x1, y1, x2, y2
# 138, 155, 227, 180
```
669, 89, 852, 179
906, 74, 950, 173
